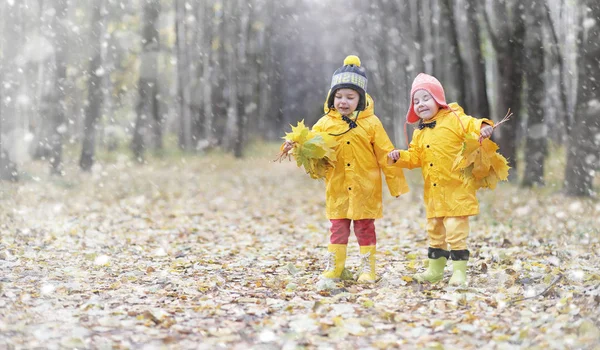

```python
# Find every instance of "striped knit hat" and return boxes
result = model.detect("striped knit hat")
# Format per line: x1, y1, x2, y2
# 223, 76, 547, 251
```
326, 55, 368, 111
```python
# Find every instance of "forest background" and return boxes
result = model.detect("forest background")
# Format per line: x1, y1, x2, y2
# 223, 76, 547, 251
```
0, 0, 598, 193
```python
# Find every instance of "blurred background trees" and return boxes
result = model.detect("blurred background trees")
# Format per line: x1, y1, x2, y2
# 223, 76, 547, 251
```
0, 0, 598, 196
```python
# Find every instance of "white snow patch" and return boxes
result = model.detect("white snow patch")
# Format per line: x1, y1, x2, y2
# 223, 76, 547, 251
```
94, 255, 111, 266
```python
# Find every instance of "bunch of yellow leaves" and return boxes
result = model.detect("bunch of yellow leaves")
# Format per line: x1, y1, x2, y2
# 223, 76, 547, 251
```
452, 132, 510, 189
275, 120, 338, 179
451, 110, 513, 190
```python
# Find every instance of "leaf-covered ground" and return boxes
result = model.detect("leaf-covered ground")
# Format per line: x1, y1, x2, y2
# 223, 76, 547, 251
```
1, 148, 599, 349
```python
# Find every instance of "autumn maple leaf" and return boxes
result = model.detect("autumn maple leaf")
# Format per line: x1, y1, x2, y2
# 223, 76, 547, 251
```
278, 120, 338, 179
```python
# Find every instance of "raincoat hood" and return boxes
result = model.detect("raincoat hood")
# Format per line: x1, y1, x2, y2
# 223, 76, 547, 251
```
406, 73, 449, 124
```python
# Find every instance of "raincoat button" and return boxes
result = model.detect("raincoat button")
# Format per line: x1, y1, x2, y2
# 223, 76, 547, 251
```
348, 187, 352, 190
430, 163, 433, 167
347, 163, 350, 166
347, 141, 350, 144
427, 145, 430, 148
433, 183, 437, 186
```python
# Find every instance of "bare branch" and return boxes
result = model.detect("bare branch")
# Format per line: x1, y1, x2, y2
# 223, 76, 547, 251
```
509, 274, 564, 304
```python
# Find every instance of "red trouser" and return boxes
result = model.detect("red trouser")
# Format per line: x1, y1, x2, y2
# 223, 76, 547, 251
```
329, 219, 376, 246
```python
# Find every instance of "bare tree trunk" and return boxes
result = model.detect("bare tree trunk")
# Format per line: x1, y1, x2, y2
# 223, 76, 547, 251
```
222, 0, 238, 152
438, 0, 465, 105
463, 0, 490, 118
0, 71, 15, 181
484, 0, 525, 181
175, 0, 193, 151
48, 0, 69, 175
410, 0, 426, 74
1, 1, 32, 181
100, 1, 116, 152
80, 1, 105, 171
522, 3, 547, 187
202, 55, 213, 144
131, 0, 160, 161
33, 0, 55, 160
194, 0, 214, 147
234, 0, 252, 158
372, 1, 393, 133
564, 0, 600, 196
259, 0, 280, 140
210, 2, 228, 147
543, 0, 570, 140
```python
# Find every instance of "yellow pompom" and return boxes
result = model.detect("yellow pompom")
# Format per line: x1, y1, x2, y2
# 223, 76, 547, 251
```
343, 55, 361, 67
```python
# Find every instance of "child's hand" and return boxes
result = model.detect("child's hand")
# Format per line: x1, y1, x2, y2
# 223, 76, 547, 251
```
480, 125, 493, 139
282, 140, 295, 153
388, 149, 400, 163
274, 140, 295, 162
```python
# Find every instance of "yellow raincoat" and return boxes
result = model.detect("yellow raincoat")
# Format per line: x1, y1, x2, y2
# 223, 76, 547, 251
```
394, 103, 493, 218
313, 93, 409, 220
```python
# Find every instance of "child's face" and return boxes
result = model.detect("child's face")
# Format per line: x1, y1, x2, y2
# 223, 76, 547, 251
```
413, 89, 439, 120
334, 88, 359, 116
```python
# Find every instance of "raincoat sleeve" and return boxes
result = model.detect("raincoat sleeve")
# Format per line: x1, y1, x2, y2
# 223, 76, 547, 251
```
395, 135, 422, 169
372, 119, 410, 197
311, 117, 326, 133
459, 112, 494, 134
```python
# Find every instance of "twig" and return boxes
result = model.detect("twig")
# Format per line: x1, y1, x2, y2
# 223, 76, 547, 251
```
509, 273, 563, 305
273, 151, 291, 163
493, 109, 514, 130
273, 141, 295, 162
480, 109, 513, 144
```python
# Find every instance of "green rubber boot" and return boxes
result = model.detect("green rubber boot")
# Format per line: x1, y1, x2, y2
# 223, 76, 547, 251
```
448, 250, 470, 286
448, 261, 468, 286
413, 248, 449, 283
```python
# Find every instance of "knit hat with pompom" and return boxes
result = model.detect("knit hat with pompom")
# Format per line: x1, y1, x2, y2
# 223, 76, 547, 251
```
327, 55, 368, 111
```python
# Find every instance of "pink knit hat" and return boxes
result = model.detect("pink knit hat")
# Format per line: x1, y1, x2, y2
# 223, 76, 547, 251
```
405, 73, 448, 124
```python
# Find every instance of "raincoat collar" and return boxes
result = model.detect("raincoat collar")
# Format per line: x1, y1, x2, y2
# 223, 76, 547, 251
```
420, 102, 463, 124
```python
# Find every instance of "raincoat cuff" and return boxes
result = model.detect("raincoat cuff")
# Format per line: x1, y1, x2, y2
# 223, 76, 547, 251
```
479, 118, 494, 129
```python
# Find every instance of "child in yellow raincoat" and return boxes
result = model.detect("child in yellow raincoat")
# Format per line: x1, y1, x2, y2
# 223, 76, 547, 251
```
282, 55, 409, 283
388, 73, 494, 286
